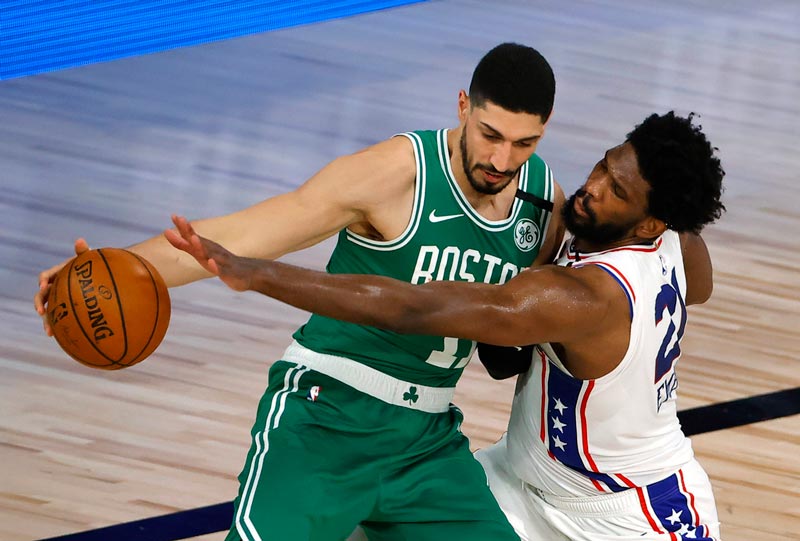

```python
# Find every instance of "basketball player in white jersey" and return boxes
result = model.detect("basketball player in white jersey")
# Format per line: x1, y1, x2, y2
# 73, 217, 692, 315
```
165, 110, 726, 540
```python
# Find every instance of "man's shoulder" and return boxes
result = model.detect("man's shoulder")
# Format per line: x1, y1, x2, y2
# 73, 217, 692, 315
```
345, 136, 418, 195
361, 135, 418, 164
374, 131, 440, 177
396, 128, 442, 138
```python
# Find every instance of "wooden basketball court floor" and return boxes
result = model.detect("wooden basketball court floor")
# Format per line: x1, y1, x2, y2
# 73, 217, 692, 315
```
1, 1, 798, 540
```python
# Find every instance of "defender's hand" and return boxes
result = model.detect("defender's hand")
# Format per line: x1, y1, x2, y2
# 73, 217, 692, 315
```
165, 214, 254, 292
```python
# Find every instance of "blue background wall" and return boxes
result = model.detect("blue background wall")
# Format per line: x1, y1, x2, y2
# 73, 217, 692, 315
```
0, 0, 427, 80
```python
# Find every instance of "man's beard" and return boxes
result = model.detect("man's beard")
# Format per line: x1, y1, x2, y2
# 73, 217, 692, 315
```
460, 127, 518, 195
562, 189, 633, 245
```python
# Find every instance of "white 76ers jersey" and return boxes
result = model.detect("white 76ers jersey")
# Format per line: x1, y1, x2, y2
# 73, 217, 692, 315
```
506, 230, 695, 496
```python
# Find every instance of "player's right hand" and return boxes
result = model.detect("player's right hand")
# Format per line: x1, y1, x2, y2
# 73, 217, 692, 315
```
34, 238, 91, 336
165, 215, 253, 292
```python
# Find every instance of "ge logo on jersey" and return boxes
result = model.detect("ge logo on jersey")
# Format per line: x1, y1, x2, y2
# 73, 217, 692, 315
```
514, 219, 540, 252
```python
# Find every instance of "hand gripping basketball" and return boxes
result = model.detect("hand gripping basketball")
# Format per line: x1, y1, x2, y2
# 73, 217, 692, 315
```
47, 248, 171, 369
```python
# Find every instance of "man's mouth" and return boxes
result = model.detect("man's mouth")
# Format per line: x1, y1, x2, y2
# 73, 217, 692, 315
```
481, 169, 508, 183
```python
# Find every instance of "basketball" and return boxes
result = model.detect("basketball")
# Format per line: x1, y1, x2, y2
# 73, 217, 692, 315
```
47, 248, 171, 370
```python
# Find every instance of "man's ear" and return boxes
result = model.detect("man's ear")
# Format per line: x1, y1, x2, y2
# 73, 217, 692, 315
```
457, 89, 470, 123
636, 216, 668, 239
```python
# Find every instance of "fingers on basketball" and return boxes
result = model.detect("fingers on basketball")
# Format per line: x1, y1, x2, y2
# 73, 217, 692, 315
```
48, 248, 171, 370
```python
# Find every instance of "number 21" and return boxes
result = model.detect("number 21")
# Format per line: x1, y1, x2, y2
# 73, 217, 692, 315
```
654, 268, 687, 383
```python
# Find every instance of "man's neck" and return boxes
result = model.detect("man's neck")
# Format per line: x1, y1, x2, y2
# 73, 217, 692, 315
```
572, 235, 659, 254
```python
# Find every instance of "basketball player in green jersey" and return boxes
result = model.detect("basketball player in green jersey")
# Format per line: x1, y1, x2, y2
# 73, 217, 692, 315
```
36, 43, 565, 540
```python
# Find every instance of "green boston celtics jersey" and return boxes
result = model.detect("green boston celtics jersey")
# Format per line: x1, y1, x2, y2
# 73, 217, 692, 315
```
293, 129, 555, 387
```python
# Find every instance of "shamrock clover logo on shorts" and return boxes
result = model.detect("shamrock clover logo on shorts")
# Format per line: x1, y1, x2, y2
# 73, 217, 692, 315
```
403, 386, 419, 404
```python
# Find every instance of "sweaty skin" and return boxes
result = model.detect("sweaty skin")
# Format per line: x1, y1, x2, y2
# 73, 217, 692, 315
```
34, 91, 565, 336
165, 212, 711, 381
165, 140, 712, 380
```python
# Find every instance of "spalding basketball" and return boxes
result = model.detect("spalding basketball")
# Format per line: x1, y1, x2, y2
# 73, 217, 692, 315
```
47, 248, 171, 370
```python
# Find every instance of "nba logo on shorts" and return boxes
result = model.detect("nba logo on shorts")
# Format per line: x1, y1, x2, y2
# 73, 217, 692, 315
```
307, 386, 321, 402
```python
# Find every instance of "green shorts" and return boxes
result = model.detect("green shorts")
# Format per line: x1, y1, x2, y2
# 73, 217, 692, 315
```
225, 357, 518, 541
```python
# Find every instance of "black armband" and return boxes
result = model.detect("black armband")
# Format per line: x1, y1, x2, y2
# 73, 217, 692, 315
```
477, 342, 535, 380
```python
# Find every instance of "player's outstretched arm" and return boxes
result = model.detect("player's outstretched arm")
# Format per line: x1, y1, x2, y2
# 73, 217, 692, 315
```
164, 215, 258, 292
34, 136, 417, 336
166, 215, 617, 348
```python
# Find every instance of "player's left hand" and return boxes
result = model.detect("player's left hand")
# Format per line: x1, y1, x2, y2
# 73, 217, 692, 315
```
164, 214, 254, 292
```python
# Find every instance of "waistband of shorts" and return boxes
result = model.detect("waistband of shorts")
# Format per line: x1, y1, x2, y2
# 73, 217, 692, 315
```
281, 341, 455, 414
525, 483, 643, 516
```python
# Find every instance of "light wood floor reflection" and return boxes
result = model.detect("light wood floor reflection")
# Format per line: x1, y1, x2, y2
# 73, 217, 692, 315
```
1, 1, 798, 540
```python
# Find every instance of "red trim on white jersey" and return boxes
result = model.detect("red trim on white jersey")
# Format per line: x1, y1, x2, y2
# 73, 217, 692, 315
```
637, 487, 672, 537
679, 469, 703, 529
574, 381, 606, 492
579, 261, 637, 303
538, 351, 557, 460
564, 237, 663, 262
616, 473, 637, 488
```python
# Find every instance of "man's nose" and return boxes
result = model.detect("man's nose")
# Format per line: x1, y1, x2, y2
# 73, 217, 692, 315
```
490, 142, 512, 173
583, 175, 607, 199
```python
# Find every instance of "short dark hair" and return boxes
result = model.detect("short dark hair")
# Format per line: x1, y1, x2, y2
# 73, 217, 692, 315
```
469, 42, 556, 122
627, 112, 726, 234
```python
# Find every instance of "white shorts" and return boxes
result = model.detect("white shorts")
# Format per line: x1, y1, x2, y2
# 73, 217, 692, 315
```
475, 437, 721, 541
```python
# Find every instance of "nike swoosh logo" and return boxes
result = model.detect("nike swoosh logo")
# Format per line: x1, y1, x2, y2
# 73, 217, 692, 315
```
428, 210, 464, 223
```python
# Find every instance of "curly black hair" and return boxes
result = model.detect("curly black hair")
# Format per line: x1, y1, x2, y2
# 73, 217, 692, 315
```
626, 111, 726, 234
469, 42, 556, 122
